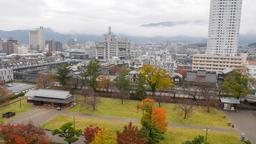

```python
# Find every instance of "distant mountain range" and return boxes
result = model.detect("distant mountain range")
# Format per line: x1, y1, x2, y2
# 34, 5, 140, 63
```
0, 28, 255, 44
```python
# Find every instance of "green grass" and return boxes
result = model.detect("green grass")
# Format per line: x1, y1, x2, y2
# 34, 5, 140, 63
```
0, 98, 33, 123
70, 96, 231, 128
43, 115, 128, 132
43, 115, 240, 144
164, 128, 240, 144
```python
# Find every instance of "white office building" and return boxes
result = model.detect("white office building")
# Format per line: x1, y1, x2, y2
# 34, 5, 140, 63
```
29, 27, 45, 52
95, 27, 130, 62
206, 0, 243, 56
0, 69, 14, 82
192, 0, 245, 72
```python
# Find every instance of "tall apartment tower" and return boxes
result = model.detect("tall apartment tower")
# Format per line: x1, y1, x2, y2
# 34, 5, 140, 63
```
0, 39, 3, 53
206, 0, 243, 56
2, 39, 18, 55
29, 27, 45, 52
95, 27, 130, 62
192, 0, 246, 72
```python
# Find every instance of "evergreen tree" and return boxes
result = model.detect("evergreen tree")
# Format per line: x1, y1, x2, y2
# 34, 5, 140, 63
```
135, 74, 147, 100
52, 122, 82, 144
84, 59, 101, 91
140, 120, 164, 144
116, 67, 130, 104
56, 63, 71, 87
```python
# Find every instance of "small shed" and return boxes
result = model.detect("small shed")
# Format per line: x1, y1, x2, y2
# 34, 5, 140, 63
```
220, 97, 240, 111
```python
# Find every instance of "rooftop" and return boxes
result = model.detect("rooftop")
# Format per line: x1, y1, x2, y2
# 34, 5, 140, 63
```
27, 89, 71, 99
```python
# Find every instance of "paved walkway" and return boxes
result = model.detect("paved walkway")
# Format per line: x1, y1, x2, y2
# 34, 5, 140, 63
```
225, 110, 256, 143
9, 108, 239, 144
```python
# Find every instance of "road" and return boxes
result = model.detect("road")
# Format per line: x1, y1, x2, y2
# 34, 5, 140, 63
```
225, 110, 256, 143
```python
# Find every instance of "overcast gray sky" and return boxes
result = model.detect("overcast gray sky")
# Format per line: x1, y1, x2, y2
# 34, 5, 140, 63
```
0, 0, 255, 37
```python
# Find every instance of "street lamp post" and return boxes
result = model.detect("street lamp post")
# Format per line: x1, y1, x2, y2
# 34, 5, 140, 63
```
204, 128, 211, 143
73, 114, 76, 129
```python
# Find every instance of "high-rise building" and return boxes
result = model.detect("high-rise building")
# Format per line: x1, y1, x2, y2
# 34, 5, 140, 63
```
46, 40, 63, 52
2, 38, 18, 55
192, 0, 245, 72
29, 27, 45, 52
0, 39, 3, 53
95, 27, 130, 61
206, 0, 243, 56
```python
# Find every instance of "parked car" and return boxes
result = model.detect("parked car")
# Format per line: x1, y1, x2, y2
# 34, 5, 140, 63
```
2, 112, 16, 118
56, 107, 61, 111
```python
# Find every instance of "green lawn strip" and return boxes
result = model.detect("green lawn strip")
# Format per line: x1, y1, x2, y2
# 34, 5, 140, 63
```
164, 128, 240, 144
43, 115, 240, 144
0, 98, 33, 124
69, 96, 231, 128
42, 115, 130, 132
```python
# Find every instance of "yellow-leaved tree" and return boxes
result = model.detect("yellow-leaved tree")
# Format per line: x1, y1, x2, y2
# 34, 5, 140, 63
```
140, 64, 175, 106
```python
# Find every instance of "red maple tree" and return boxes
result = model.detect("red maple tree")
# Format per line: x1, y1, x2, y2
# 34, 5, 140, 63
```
84, 126, 102, 144
0, 123, 50, 144
117, 122, 147, 144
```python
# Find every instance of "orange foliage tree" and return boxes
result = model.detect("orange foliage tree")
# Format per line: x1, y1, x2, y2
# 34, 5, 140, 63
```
138, 98, 168, 132
151, 107, 168, 132
0, 123, 51, 144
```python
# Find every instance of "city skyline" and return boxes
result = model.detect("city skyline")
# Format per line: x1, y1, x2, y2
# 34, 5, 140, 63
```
0, 0, 255, 37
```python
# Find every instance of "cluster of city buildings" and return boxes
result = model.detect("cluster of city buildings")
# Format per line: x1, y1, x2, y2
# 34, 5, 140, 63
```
1, 0, 256, 84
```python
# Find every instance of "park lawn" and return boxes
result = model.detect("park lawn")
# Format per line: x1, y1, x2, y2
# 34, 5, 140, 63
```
164, 128, 240, 144
43, 115, 130, 132
70, 96, 231, 128
0, 98, 33, 124
43, 115, 240, 144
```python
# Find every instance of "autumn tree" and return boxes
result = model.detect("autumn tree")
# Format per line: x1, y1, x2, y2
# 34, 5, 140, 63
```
0, 81, 13, 101
117, 122, 147, 144
140, 64, 174, 106
222, 70, 252, 98
135, 74, 147, 100
52, 122, 82, 144
198, 82, 217, 113
84, 59, 101, 111
0, 123, 50, 144
138, 98, 166, 144
175, 99, 194, 119
84, 126, 102, 144
151, 107, 168, 132
116, 67, 130, 104
36, 73, 56, 89
93, 129, 117, 144
56, 63, 71, 87
97, 75, 111, 92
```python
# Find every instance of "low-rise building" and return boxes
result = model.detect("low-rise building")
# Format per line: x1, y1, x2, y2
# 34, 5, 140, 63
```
186, 70, 217, 84
0, 68, 13, 82
247, 61, 256, 79
27, 89, 74, 106
192, 54, 247, 72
